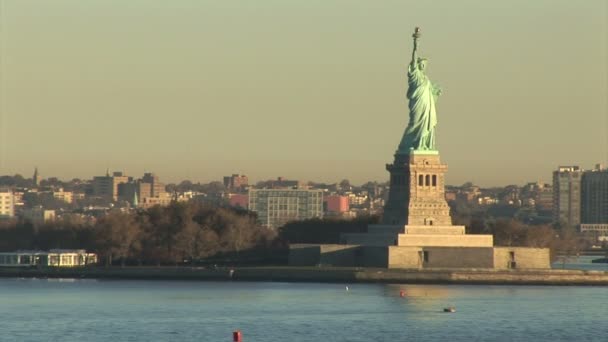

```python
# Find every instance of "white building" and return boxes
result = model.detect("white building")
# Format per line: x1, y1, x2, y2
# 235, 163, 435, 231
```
580, 223, 608, 241
0, 189, 15, 218
249, 189, 323, 229
0, 249, 97, 267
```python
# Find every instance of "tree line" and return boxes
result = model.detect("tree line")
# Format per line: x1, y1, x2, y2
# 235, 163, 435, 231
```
0, 202, 590, 266
0, 202, 279, 266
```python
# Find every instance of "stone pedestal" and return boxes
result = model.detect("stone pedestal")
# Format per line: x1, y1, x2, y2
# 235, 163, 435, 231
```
383, 151, 452, 227
341, 150, 493, 248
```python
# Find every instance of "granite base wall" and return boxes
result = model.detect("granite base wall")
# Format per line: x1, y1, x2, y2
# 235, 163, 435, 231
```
423, 247, 494, 268
494, 247, 551, 269
288, 244, 551, 269
318, 245, 358, 267
359, 247, 389, 268
397, 234, 493, 247
288, 244, 321, 266
387, 246, 422, 268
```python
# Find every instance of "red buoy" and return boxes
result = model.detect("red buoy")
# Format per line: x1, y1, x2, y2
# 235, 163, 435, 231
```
233, 330, 242, 342
399, 290, 405, 297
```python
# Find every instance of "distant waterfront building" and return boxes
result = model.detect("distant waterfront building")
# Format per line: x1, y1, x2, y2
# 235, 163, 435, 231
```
20, 207, 56, 224
72, 192, 86, 202
173, 191, 198, 203
52, 189, 73, 204
273, 177, 303, 189
0, 188, 15, 218
142, 173, 166, 198
477, 196, 499, 206
499, 185, 521, 206
11, 191, 25, 213
0, 249, 97, 267
553, 166, 582, 227
347, 193, 368, 206
259, 177, 303, 189
535, 185, 554, 211
223, 174, 249, 190
139, 195, 171, 209
579, 223, 608, 241
118, 181, 151, 204
460, 185, 482, 203
248, 189, 323, 229
324, 195, 349, 213
118, 173, 169, 208
581, 165, 608, 224
93, 171, 130, 202
228, 194, 248, 209
324, 195, 353, 218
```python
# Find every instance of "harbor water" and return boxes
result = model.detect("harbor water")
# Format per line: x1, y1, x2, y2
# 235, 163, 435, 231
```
1, 276, 606, 342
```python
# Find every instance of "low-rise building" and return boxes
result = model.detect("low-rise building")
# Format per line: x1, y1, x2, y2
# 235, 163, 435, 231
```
117, 173, 169, 208
325, 195, 349, 213
347, 193, 368, 206
580, 223, 608, 241
228, 193, 248, 209
20, 207, 56, 224
535, 186, 553, 211
93, 171, 130, 202
53, 189, 74, 203
223, 174, 249, 190
0, 188, 15, 218
478, 196, 499, 206
0, 249, 97, 267
249, 188, 323, 229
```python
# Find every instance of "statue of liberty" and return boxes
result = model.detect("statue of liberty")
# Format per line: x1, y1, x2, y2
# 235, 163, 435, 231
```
398, 27, 442, 153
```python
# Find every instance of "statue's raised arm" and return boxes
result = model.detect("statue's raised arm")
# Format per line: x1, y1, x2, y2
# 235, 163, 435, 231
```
411, 27, 421, 69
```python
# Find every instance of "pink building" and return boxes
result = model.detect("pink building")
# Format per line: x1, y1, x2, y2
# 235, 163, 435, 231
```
229, 194, 249, 209
325, 195, 349, 213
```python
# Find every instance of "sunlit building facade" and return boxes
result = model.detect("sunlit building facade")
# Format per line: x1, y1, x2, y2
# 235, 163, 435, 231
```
249, 189, 323, 229
552, 166, 582, 227
0, 189, 15, 218
581, 166, 608, 224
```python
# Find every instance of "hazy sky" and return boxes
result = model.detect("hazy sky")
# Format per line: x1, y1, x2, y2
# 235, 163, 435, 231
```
1, 0, 606, 186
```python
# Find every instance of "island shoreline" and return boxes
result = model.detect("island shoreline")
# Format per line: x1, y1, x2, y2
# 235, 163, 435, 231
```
1, 267, 607, 286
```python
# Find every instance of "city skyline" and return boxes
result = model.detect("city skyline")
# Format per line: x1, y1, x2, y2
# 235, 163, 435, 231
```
1, 0, 606, 186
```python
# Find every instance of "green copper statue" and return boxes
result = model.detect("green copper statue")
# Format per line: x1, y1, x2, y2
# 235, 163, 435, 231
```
398, 27, 442, 153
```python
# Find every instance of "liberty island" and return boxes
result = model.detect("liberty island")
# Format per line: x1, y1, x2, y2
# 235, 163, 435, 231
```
290, 28, 551, 269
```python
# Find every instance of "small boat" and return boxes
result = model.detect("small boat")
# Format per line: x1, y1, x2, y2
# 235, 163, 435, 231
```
443, 306, 456, 313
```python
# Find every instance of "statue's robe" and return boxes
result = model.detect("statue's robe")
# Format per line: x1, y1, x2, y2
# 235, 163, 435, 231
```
398, 64, 439, 152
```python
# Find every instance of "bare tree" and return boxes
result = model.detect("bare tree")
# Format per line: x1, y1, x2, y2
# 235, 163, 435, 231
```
524, 225, 555, 248
97, 211, 141, 266
492, 219, 526, 247
553, 229, 582, 268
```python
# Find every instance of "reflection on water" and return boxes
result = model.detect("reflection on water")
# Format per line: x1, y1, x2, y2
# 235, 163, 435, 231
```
0, 278, 605, 342
385, 284, 451, 298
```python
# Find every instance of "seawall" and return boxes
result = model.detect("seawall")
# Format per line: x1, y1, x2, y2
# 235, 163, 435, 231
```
1, 267, 607, 286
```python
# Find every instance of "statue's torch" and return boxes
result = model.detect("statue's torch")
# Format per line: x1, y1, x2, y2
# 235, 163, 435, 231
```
413, 27, 421, 40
